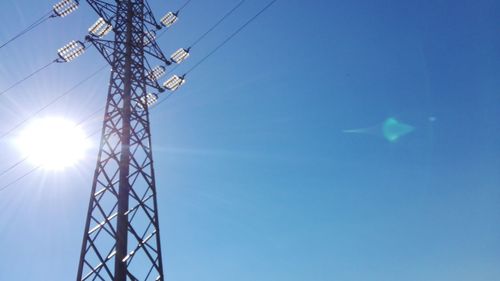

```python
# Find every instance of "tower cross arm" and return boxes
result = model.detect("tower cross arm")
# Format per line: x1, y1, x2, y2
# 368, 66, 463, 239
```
144, 40, 172, 66
85, 0, 117, 25
143, 1, 163, 30
85, 36, 115, 66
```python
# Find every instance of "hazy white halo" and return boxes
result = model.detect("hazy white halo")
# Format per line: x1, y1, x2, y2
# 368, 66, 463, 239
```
16, 117, 91, 170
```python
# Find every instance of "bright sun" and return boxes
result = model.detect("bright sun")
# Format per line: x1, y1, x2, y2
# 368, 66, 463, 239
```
16, 117, 91, 170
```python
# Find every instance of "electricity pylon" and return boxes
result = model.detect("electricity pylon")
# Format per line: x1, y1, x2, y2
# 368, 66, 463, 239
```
76, 1, 172, 280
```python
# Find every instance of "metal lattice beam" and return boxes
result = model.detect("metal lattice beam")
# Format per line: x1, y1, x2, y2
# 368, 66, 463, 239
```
77, 1, 164, 280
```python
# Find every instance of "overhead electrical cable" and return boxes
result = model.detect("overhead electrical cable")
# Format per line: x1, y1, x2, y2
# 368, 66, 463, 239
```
0, 157, 29, 179
0, 40, 93, 98
0, 0, 279, 192
0, 61, 57, 97
0, 165, 40, 192
177, 0, 194, 12
0, 0, 243, 139
157, 0, 196, 38
0, 123, 102, 193
158, 0, 246, 77
0, 10, 53, 50
0, 106, 104, 185
185, 0, 278, 75
190, 0, 245, 49
0, 65, 108, 140
0, 0, 81, 51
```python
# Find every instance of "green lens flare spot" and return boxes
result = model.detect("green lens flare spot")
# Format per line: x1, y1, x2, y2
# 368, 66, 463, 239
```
382, 118, 415, 142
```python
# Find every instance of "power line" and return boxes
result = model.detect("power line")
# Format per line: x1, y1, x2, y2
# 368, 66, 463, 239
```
0, 60, 57, 97
190, 0, 245, 49
0, 8, 90, 98
0, 0, 243, 140
1, 0, 82, 51
2, 0, 278, 142
186, 0, 278, 75
0, 65, 108, 140
151, 0, 250, 105
0, 106, 104, 188
157, 0, 196, 39
158, 0, 245, 71
0, 37, 93, 100
178, 0, 194, 12
0, 86, 167, 192
0, 0, 201, 124
0, 124, 100, 192
0, 165, 40, 192
0, 0, 216, 145
0, 0, 279, 193
0, 121, 103, 193
152, 92, 174, 108
154, 0, 277, 107
0, 10, 53, 50
0, 157, 29, 178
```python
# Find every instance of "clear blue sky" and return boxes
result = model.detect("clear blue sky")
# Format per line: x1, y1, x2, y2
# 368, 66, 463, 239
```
1, 0, 499, 280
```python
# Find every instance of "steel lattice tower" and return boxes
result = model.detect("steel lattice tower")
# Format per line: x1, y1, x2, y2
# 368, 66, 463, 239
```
77, 0, 172, 280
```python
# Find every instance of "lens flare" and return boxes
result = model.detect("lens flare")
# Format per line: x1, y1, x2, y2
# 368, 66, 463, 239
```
16, 117, 90, 170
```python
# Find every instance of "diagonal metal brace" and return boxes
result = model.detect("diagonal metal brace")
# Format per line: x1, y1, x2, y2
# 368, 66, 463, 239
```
143, 1, 162, 30
85, 0, 117, 25
85, 36, 114, 66
144, 39, 172, 66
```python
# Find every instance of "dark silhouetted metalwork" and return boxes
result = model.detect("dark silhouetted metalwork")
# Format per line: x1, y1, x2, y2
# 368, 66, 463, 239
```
76, 1, 168, 280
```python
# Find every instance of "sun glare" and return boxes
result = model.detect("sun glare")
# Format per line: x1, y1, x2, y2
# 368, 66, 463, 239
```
16, 117, 91, 170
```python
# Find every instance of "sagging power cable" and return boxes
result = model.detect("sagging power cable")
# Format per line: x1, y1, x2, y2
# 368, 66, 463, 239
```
0, 0, 80, 51
0, 0, 279, 192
